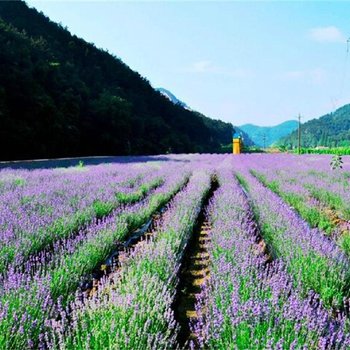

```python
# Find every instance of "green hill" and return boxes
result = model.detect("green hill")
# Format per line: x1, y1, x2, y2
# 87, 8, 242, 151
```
0, 1, 238, 160
278, 104, 350, 148
239, 120, 298, 147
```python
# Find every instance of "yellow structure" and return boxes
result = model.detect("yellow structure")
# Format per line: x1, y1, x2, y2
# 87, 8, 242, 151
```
233, 138, 241, 154
232, 132, 242, 154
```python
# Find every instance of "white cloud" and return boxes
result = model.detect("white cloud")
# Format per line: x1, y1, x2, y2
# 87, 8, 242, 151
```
283, 70, 304, 80
309, 26, 346, 43
281, 68, 327, 85
191, 60, 221, 73
228, 68, 253, 79
309, 68, 327, 84
190, 60, 253, 78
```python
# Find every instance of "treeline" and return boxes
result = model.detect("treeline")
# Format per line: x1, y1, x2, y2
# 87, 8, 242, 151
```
292, 147, 350, 156
0, 1, 237, 160
278, 104, 350, 149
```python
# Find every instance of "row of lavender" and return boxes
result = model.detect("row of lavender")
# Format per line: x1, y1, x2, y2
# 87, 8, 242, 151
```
192, 164, 350, 349
249, 154, 350, 221
0, 156, 211, 348
237, 157, 350, 309
2, 153, 350, 348
246, 154, 350, 255
0, 162, 164, 275
46, 169, 214, 349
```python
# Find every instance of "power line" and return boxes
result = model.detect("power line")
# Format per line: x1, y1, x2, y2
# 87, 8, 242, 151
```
298, 114, 301, 154
335, 37, 350, 111
261, 133, 266, 150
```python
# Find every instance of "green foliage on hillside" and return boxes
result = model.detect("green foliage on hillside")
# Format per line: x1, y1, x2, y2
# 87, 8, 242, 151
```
0, 1, 236, 160
292, 147, 350, 155
240, 120, 298, 147
278, 104, 350, 149
196, 112, 254, 148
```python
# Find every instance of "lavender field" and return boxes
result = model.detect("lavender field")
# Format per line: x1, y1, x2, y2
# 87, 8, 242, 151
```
1, 154, 350, 349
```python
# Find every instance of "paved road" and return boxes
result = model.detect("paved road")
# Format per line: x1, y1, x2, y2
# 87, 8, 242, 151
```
0, 155, 174, 169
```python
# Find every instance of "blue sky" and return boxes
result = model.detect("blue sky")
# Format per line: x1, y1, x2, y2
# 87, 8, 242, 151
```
27, 1, 350, 126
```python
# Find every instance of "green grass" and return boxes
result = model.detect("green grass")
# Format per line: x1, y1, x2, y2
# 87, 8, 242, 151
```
243, 171, 350, 309
58, 171, 210, 350
293, 147, 350, 155
305, 184, 350, 221
0, 177, 163, 275
235, 173, 249, 192
252, 171, 335, 235
0, 173, 190, 349
205, 172, 323, 349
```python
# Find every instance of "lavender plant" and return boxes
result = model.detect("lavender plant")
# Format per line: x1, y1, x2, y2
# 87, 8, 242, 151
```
48, 170, 214, 349
1, 154, 350, 349
192, 168, 350, 349
235, 159, 350, 309
0, 162, 191, 349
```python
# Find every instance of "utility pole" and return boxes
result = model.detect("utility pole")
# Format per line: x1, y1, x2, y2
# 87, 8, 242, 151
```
298, 114, 302, 154
262, 133, 266, 150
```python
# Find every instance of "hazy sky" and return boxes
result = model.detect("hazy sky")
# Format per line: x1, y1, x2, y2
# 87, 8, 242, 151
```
26, 1, 350, 126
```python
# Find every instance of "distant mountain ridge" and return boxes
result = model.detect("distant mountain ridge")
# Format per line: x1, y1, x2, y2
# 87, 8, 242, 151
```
156, 88, 190, 110
156, 88, 255, 147
240, 120, 298, 147
278, 104, 350, 148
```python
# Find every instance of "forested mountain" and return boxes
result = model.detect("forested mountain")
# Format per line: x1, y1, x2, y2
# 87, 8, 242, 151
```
0, 1, 236, 160
278, 104, 350, 148
155, 88, 254, 147
240, 120, 298, 147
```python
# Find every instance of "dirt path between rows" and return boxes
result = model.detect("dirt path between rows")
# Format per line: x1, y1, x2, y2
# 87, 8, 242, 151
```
172, 179, 218, 349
